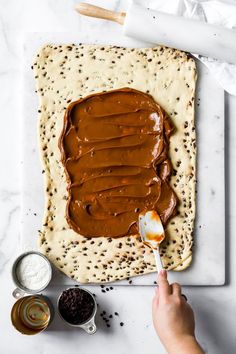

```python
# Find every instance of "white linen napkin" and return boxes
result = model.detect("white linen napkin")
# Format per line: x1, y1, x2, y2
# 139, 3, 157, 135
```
134, 0, 236, 95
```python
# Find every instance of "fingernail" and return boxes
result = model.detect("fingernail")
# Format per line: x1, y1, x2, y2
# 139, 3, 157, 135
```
160, 269, 166, 276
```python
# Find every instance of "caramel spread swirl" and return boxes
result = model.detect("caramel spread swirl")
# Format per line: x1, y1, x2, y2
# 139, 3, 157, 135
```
59, 88, 178, 238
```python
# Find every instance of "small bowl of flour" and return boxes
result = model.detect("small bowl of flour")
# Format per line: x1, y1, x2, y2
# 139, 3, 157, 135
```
12, 251, 52, 298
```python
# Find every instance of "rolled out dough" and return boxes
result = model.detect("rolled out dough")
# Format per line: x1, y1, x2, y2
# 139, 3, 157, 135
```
33, 44, 197, 283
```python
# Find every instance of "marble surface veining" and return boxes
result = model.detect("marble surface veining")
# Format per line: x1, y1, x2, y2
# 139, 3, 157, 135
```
0, 1, 236, 354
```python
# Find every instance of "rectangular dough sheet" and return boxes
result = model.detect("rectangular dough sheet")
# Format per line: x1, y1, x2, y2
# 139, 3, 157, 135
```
33, 44, 197, 283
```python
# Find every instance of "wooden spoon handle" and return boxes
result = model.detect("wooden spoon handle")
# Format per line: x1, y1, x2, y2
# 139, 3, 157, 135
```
75, 3, 126, 25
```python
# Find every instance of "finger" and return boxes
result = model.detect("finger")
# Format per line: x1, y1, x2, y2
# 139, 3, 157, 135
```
171, 282, 182, 297
152, 294, 159, 310
152, 296, 159, 325
154, 287, 159, 302
158, 269, 171, 297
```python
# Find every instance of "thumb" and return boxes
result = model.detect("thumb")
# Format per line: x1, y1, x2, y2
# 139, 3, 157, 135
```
158, 269, 170, 297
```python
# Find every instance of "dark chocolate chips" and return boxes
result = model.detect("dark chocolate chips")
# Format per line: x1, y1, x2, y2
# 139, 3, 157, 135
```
99, 310, 124, 329
58, 288, 95, 325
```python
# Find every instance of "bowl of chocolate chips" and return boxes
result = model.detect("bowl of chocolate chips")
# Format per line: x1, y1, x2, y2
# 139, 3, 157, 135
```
57, 287, 97, 334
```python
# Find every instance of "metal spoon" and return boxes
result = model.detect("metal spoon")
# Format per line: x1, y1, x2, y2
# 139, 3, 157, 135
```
138, 210, 165, 272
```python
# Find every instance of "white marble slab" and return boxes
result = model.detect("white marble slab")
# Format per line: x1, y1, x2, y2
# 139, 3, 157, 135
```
21, 32, 225, 286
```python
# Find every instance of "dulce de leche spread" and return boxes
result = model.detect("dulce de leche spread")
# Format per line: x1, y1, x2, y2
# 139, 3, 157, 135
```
59, 88, 178, 238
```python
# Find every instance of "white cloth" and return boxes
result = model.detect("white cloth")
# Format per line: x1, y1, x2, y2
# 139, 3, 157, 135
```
134, 0, 236, 95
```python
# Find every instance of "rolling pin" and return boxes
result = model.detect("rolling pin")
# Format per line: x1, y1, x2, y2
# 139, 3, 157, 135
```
75, 2, 236, 64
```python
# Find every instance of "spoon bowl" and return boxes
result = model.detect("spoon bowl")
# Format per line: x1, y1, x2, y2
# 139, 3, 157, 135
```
138, 210, 165, 272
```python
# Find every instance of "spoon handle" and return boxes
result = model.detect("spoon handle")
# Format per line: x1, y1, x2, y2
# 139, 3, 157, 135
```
153, 247, 163, 273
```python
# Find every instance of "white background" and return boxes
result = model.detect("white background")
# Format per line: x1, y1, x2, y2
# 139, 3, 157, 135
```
0, 1, 236, 353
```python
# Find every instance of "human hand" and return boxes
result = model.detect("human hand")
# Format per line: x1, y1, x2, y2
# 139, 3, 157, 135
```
152, 270, 204, 354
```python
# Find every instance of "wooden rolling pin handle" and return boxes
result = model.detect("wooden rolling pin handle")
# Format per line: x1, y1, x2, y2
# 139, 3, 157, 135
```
75, 3, 126, 25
